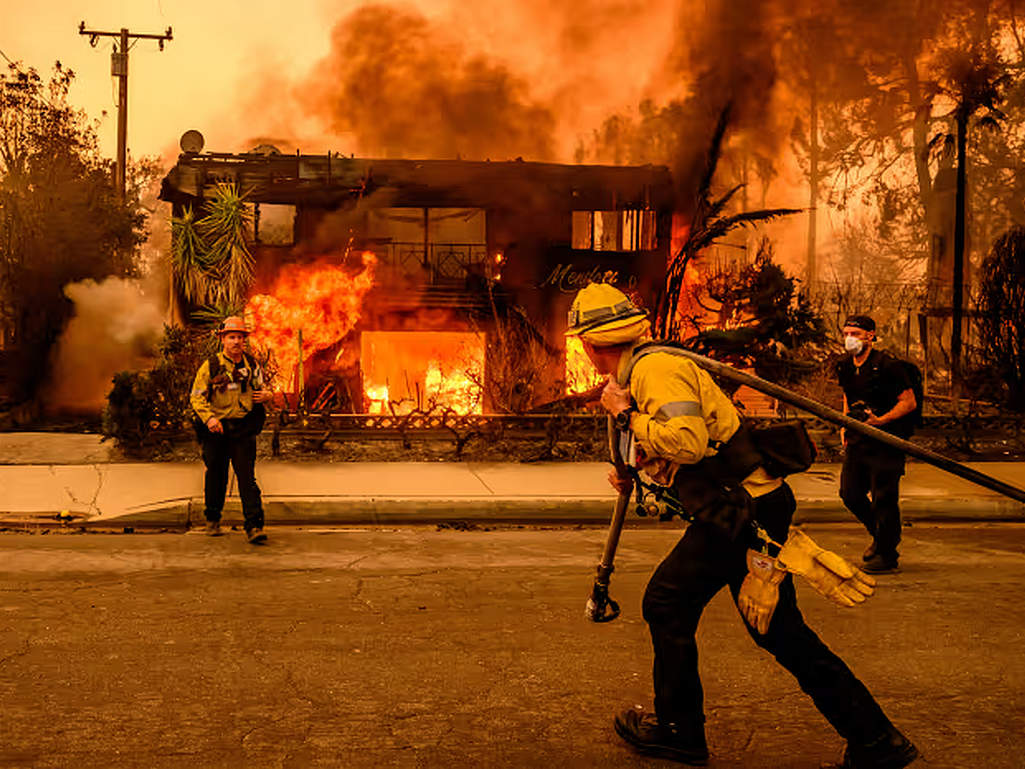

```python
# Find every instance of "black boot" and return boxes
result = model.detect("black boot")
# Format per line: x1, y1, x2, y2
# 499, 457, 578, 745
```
862, 553, 900, 573
823, 727, 919, 769
614, 709, 709, 765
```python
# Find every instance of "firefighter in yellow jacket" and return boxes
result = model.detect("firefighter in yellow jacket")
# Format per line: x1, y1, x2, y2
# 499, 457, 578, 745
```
568, 283, 918, 769
190, 316, 271, 543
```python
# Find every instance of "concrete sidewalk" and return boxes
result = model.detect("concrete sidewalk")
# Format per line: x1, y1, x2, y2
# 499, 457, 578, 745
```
2, 450, 1024, 528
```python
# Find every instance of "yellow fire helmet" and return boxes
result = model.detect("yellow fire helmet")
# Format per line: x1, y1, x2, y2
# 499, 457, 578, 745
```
216, 316, 251, 336
565, 282, 650, 346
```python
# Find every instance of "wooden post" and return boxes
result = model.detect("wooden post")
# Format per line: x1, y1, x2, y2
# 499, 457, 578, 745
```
296, 329, 304, 413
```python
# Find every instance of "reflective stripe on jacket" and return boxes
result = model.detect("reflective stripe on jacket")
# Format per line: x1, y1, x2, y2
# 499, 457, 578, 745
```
617, 343, 780, 498
617, 345, 740, 465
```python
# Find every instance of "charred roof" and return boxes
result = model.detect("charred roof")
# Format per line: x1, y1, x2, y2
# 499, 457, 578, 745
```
159, 151, 676, 211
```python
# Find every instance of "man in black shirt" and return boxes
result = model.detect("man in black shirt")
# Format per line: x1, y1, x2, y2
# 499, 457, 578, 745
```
834, 315, 917, 573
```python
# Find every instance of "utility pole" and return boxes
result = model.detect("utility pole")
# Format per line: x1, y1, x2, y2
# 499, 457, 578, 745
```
806, 75, 819, 285
951, 107, 968, 395
78, 22, 173, 201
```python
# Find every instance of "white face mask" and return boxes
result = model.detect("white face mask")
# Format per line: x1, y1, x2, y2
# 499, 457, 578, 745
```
844, 335, 864, 354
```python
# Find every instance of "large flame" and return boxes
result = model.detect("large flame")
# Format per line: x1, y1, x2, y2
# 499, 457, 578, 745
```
424, 360, 481, 415
361, 331, 483, 415
245, 253, 376, 390
565, 335, 603, 394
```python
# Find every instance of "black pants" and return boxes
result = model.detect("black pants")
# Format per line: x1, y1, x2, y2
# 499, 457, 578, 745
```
840, 443, 905, 560
641, 483, 896, 747
201, 429, 264, 531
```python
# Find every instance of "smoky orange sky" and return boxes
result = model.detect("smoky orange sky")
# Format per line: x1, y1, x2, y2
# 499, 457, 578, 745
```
4, 0, 829, 279
3, 0, 684, 165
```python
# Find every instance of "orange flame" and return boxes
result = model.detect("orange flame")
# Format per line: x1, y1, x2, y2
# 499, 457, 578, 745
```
365, 383, 390, 414
565, 336, 603, 394
424, 360, 481, 414
670, 214, 690, 262
245, 252, 376, 390
361, 331, 483, 415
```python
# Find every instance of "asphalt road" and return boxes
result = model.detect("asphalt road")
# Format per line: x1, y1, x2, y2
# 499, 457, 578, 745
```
1, 522, 1023, 769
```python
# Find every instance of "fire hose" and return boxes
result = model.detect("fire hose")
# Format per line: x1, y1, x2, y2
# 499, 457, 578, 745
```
584, 415, 630, 622
586, 346, 1025, 623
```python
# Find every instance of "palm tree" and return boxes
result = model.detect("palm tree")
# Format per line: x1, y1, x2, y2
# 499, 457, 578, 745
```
655, 106, 801, 340
932, 45, 1008, 389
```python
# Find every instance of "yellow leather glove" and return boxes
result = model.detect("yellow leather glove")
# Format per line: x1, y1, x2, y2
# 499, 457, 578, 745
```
776, 529, 877, 607
738, 549, 786, 635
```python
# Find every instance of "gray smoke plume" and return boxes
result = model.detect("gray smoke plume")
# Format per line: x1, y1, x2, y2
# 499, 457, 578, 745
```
299, 0, 782, 207
302, 4, 557, 161
45, 277, 166, 412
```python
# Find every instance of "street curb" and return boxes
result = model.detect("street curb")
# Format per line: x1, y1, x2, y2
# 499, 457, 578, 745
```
6, 495, 1021, 529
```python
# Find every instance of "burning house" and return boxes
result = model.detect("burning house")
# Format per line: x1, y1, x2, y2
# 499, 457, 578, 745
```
159, 138, 674, 415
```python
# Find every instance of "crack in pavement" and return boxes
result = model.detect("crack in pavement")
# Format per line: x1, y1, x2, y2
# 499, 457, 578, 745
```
61, 464, 105, 516
239, 723, 260, 748
344, 553, 373, 570
236, 652, 321, 766
739, 726, 756, 753
352, 576, 380, 613
466, 466, 496, 494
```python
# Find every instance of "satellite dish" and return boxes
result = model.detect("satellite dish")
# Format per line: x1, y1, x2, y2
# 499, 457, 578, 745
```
180, 130, 205, 154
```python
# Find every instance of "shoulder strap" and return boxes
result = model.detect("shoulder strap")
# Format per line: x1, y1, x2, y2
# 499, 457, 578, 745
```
241, 352, 257, 392
205, 354, 222, 400
620, 341, 691, 386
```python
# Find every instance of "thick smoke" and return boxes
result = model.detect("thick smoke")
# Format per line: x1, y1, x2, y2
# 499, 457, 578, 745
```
294, 0, 784, 195
45, 278, 165, 412
247, 0, 779, 173
302, 4, 557, 161
441, 0, 680, 155
660, 0, 780, 216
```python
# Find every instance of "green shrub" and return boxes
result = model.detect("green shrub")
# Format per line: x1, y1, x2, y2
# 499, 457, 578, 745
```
103, 325, 215, 449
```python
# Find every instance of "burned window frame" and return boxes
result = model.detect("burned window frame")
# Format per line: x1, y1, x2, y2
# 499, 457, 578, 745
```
572, 209, 657, 251
253, 203, 297, 246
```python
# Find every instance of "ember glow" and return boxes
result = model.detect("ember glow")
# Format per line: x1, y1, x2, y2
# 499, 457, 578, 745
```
360, 331, 484, 415
565, 336, 603, 394
365, 384, 390, 412
245, 252, 376, 391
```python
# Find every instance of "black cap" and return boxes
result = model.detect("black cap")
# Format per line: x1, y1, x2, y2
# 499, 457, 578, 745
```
843, 314, 876, 332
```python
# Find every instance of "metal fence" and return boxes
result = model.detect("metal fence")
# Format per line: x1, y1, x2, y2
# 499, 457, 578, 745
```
365, 241, 490, 283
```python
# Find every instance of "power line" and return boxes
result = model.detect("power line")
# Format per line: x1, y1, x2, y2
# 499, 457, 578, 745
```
78, 22, 173, 201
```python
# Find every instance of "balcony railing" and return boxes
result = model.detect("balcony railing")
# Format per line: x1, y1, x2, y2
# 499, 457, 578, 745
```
365, 241, 489, 284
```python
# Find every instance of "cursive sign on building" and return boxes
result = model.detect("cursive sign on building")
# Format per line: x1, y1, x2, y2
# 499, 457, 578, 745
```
540, 263, 638, 293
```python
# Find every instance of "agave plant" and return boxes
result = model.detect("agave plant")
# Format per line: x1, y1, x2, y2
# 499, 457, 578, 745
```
197, 182, 255, 307
170, 183, 255, 307
171, 206, 215, 302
